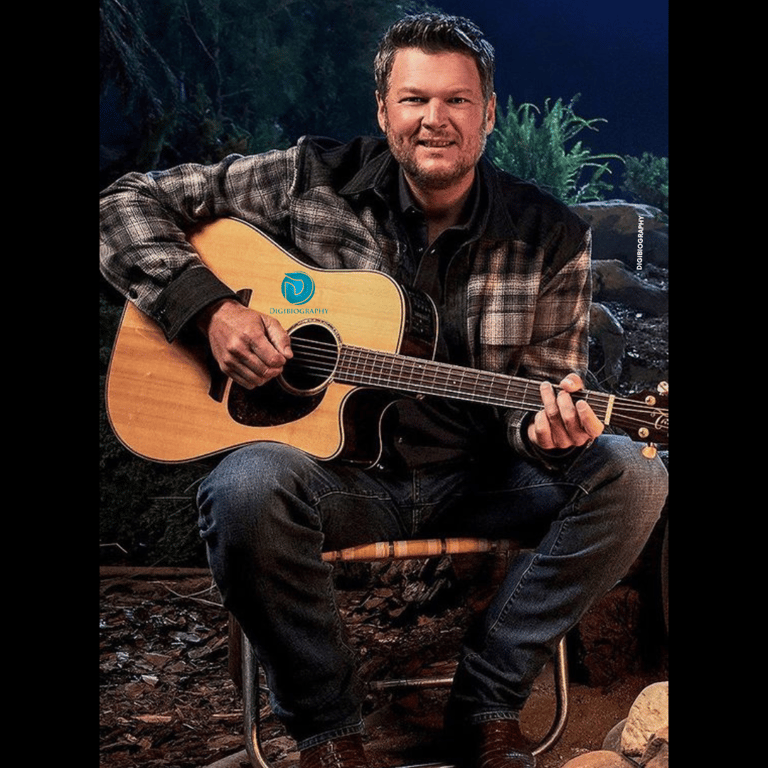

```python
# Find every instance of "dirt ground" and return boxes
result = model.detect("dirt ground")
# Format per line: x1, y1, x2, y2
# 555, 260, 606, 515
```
99, 568, 663, 768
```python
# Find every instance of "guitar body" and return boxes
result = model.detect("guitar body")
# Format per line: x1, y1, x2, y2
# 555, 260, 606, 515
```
106, 218, 437, 465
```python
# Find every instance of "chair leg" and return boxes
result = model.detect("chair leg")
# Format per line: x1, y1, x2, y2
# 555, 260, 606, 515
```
242, 629, 272, 768
240, 630, 569, 767
532, 636, 569, 756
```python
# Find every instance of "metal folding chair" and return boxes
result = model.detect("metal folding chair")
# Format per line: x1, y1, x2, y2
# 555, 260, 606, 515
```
234, 537, 570, 768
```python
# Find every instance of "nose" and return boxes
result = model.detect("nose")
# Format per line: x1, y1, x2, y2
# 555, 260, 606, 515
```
422, 99, 448, 129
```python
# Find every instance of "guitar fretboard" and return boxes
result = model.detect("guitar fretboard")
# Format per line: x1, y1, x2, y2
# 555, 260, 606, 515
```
288, 336, 667, 441
339, 343, 609, 415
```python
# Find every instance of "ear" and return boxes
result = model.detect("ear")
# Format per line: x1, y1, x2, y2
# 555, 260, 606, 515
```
485, 92, 497, 134
375, 90, 387, 133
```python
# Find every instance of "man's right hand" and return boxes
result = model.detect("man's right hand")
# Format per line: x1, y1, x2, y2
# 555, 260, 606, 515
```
196, 299, 293, 389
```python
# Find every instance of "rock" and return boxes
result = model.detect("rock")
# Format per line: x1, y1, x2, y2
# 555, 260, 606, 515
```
562, 682, 669, 768
644, 746, 669, 768
566, 683, 669, 768
560, 750, 635, 767
589, 303, 625, 386
601, 718, 626, 753
621, 682, 669, 758
572, 199, 668, 270
591, 260, 668, 315
640, 725, 669, 767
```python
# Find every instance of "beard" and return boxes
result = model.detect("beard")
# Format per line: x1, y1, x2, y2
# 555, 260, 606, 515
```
382, 113, 490, 191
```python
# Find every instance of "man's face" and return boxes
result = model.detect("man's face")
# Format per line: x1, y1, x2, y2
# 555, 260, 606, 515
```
377, 47, 496, 192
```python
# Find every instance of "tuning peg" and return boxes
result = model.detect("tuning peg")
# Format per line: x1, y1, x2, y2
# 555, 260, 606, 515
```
641, 443, 658, 460
658, 381, 669, 395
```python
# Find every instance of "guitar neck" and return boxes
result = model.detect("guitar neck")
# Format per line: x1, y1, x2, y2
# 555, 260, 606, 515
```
338, 344, 611, 418
287, 329, 668, 446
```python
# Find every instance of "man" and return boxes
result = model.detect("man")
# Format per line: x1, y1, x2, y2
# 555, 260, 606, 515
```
100, 13, 668, 768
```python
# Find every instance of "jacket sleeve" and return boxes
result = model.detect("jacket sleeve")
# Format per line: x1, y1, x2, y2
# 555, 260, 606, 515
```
99, 147, 299, 341
502, 227, 593, 465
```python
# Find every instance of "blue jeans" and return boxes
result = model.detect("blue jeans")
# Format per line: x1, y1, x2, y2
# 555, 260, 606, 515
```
197, 434, 667, 749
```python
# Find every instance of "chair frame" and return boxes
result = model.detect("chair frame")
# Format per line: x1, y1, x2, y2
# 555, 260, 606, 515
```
237, 537, 570, 768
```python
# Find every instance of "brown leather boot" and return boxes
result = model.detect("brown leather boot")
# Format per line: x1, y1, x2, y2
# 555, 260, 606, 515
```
468, 719, 535, 768
299, 734, 370, 768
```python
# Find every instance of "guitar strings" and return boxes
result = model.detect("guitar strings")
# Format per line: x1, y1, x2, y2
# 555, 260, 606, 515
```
287, 337, 666, 424
289, 337, 550, 406
287, 337, 666, 431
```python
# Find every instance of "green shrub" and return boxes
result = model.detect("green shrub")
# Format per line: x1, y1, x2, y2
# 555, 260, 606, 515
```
621, 152, 668, 213
490, 95, 621, 204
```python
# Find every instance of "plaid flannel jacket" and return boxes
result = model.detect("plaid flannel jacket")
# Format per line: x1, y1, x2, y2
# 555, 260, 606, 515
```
100, 136, 592, 460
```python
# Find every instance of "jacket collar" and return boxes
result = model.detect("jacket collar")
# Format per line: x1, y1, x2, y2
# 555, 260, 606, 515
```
337, 141, 397, 198
337, 140, 520, 242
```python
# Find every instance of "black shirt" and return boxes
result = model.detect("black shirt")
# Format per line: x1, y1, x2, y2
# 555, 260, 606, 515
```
383, 170, 500, 470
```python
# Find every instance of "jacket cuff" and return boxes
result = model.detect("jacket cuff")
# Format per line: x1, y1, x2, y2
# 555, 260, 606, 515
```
153, 265, 237, 341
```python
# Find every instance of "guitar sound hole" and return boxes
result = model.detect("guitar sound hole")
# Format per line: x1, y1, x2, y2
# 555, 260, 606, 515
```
281, 321, 340, 395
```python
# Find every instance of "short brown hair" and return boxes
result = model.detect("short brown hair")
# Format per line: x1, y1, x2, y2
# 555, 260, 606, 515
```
374, 13, 496, 102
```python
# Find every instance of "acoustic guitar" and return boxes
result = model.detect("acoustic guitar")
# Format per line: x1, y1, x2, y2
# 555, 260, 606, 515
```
106, 218, 668, 466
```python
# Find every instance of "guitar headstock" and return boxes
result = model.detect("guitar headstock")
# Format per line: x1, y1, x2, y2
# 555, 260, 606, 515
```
611, 381, 668, 456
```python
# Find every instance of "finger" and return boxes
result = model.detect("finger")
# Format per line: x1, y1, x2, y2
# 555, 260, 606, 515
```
223, 351, 277, 389
532, 379, 604, 451
556, 388, 583, 438
263, 315, 293, 359
558, 373, 583, 393
528, 409, 556, 451
235, 314, 291, 372
234, 338, 287, 386
575, 399, 604, 440
218, 331, 286, 389
527, 383, 562, 450
555, 390, 604, 446
226, 360, 269, 390
242, 333, 286, 370
541, 382, 572, 449
556, 374, 602, 445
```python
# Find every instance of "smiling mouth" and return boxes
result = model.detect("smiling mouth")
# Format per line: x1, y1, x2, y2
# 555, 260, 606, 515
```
416, 139, 455, 148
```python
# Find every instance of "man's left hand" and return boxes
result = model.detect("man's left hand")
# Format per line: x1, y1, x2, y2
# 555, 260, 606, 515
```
527, 373, 604, 452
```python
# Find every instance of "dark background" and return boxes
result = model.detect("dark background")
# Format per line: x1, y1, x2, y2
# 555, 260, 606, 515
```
435, 0, 668, 159
100, 0, 668, 188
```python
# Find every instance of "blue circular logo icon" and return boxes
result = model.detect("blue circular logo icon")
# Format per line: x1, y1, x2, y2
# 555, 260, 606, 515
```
281, 272, 316, 305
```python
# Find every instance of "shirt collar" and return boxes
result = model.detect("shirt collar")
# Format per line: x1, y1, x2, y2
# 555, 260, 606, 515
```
397, 167, 482, 242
